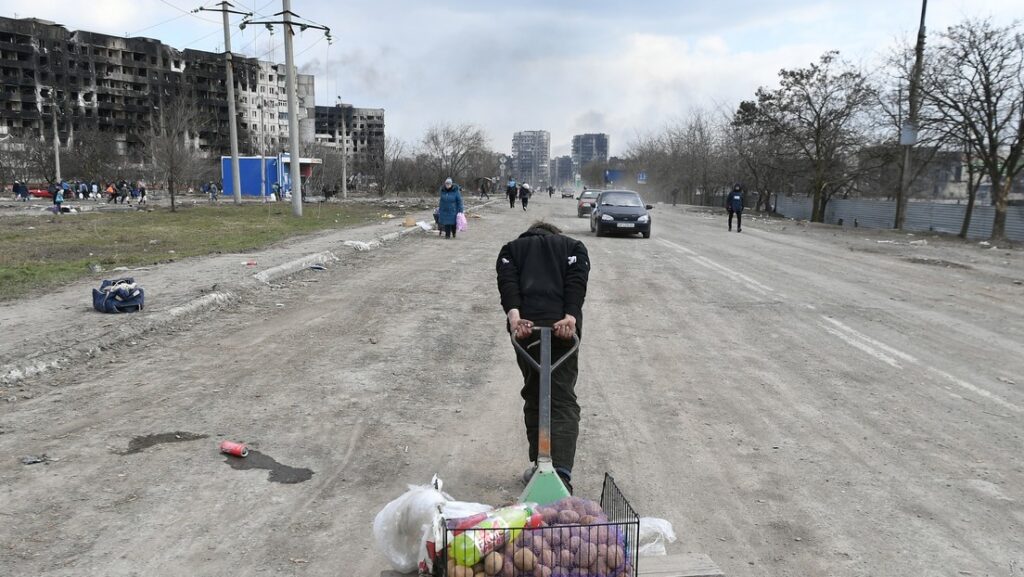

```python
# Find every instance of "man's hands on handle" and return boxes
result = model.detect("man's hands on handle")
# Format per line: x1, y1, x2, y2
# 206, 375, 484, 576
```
508, 309, 576, 340
507, 309, 534, 340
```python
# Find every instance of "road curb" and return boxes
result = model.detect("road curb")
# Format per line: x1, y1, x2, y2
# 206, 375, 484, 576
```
1, 290, 240, 385
2, 202, 487, 385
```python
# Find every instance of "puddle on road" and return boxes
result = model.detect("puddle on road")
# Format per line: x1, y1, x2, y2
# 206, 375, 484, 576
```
224, 450, 314, 484
122, 432, 208, 455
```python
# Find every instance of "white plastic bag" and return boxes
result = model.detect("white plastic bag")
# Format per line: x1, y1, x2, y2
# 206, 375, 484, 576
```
372, 476, 451, 573
638, 517, 677, 556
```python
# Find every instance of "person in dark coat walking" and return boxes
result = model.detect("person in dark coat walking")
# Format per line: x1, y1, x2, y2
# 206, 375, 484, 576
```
519, 183, 532, 211
496, 221, 590, 494
436, 177, 464, 239
726, 184, 745, 232
506, 178, 518, 208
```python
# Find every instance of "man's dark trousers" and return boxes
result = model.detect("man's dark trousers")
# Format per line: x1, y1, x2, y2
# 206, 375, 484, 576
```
516, 333, 580, 478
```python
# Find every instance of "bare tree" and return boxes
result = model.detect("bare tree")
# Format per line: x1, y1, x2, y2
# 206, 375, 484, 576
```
922, 19, 1024, 241
63, 129, 119, 183
150, 96, 208, 211
737, 51, 879, 222
362, 136, 409, 196
420, 123, 489, 183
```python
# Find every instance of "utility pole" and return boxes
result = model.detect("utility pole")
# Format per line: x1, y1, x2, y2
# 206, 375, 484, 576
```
282, 0, 302, 216
240, 2, 330, 216
259, 97, 267, 202
50, 101, 61, 182
197, 2, 252, 206
895, 0, 928, 229
340, 105, 348, 199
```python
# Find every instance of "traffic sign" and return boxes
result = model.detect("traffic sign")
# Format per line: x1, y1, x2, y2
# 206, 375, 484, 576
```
637, 171, 647, 184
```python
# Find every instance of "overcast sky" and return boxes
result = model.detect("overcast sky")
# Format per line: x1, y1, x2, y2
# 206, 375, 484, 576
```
2, 0, 1020, 156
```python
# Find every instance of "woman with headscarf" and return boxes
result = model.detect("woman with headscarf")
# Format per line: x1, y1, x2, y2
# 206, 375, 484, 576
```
437, 177, 464, 239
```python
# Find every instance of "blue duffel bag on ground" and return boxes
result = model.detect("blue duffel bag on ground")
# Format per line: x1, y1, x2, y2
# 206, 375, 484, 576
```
92, 278, 145, 313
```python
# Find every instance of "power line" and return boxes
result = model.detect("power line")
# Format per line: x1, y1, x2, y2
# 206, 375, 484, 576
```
158, 0, 221, 24
129, 12, 190, 36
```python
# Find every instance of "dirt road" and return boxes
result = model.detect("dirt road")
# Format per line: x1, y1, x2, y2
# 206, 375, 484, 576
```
1, 196, 1022, 576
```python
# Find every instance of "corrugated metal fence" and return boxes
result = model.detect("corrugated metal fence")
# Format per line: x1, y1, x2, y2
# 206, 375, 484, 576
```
774, 196, 1024, 241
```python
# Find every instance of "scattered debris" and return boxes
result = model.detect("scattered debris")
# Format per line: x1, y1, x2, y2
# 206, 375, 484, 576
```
909, 239, 928, 246
290, 558, 309, 564
309, 264, 326, 271
149, 239, 160, 245
243, 260, 257, 267
979, 241, 991, 246
369, 337, 378, 345
275, 303, 285, 308
220, 440, 249, 457
997, 377, 1016, 385
344, 240, 374, 251
416, 221, 433, 231
21, 454, 52, 465
88, 263, 103, 273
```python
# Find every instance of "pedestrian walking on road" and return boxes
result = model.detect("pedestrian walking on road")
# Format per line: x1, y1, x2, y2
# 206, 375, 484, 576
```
519, 183, 532, 211
496, 220, 590, 494
507, 178, 518, 208
479, 179, 490, 200
726, 184, 745, 232
437, 177, 464, 239
547, 185, 554, 198
53, 187, 64, 214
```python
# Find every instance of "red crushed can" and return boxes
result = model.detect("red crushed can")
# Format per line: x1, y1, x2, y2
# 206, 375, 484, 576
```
220, 440, 249, 457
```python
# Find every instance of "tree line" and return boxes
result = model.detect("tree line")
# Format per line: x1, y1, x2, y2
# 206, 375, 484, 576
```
622, 18, 1023, 241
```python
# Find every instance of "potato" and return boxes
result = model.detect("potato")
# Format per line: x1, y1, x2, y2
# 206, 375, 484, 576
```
557, 509, 580, 525
574, 542, 598, 569
448, 558, 456, 575
540, 507, 559, 525
475, 572, 486, 577
558, 548, 573, 568
535, 565, 552, 577
597, 544, 608, 560
622, 563, 634, 577
539, 547, 555, 567
473, 562, 484, 573
532, 535, 546, 553
607, 545, 625, 569
579, 514, 596, 525
583, 499, 603, 516
483, 552, 503, 576
568, 535, 582, 553
513, 547, 536, 571
452, 565, 474, 577
500, 556, 515, 577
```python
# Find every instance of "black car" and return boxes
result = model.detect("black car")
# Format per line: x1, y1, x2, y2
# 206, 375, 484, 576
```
589, 190, 653, 238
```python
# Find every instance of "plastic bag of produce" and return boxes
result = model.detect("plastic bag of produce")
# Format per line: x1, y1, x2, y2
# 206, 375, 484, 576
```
373, 476, 451, 572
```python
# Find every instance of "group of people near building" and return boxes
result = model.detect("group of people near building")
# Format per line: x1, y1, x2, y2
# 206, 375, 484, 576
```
8, 179, 148, 206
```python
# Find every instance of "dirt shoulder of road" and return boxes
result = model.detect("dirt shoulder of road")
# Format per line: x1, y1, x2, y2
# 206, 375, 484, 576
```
0, 197, 489, 387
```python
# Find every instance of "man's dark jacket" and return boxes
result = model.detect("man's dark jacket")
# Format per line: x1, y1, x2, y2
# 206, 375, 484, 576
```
496, 227, 590, 336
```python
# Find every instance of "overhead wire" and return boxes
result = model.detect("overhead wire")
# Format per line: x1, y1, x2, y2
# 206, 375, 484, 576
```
157, 0, 221, 24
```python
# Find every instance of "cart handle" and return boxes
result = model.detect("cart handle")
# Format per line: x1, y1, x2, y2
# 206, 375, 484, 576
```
510, 327, 580, 371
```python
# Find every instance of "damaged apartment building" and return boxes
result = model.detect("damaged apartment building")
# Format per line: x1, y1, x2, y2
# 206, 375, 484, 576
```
0, 16, 381, 168
313, 103, 385, 170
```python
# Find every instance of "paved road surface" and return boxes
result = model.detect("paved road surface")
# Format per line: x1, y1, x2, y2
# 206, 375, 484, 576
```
1, 196, 1021, 577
